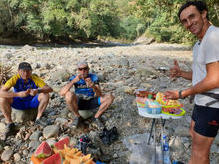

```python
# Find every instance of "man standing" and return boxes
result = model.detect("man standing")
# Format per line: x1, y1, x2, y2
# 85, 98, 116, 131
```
0, 62, 53, 139
165, 1, 219, 164
60, 61, 114, 129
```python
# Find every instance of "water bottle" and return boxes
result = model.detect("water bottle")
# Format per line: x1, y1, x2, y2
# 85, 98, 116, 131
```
162, 135, 171, 164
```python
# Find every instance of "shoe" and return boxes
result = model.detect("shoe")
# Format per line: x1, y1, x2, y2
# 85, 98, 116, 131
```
3, 123, 17, 141
70, 116, 81, 129
99, 127, 118, 145
92, 118, 104, 129
35, 119, 48, 127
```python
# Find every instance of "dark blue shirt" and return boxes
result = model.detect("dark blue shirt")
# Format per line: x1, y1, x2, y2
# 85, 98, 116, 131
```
69, 73, 99, 99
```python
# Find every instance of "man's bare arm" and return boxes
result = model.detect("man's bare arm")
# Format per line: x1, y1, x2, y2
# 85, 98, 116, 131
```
170, 60, 192, 80
179, 71, 193, 80
59, 76, 81, 96
182, 61, 219, 97
0, 86, 30, 98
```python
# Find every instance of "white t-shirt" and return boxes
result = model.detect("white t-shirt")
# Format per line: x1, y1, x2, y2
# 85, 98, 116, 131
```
192, 25, 219, 108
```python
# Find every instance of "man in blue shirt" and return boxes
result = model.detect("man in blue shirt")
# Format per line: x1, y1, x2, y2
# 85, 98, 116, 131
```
60, 61, 114, 129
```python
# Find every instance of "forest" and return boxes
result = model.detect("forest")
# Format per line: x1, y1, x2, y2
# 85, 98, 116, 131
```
0, 0, 218, 45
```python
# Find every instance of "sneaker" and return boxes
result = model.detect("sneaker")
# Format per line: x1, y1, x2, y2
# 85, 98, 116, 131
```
35, 119, 48, 127
69, 116, 81, 129
92, 118, 104, 129
3, 123, 17, 140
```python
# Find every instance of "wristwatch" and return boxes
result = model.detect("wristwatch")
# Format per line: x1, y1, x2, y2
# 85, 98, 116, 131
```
178, 90, 184, 99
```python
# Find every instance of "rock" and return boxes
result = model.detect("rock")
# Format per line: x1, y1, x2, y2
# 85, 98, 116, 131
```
169, 137, 185, 156
174, 126, 190, 137
22, 150, 28, 156
211, 144, 219, 153
123, 86, 135, 95
43, 125, 59, 139
46, 138, 57, 146
133, 35, 155, 45
79, 110, 94, 119
34, 63, 41, 69
1, 149, 13, 161
0, 123, 6, 133
30, 131, 42, 141
50, 69, 71, 82
4, 52, 13, 59
0, 140, 4, 152
136, 68, 154, 77
29, 141, 41, 150
14, 153, 21, 161
12, 108, 37, 123
214, 134, 219, 145
22, 45, 35, 51
55, 118, 68, 125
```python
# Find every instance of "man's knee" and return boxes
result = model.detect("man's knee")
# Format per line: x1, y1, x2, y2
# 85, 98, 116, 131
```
38, 93, 50, 102
192, 133, 212, 160
105, 93, 114, 103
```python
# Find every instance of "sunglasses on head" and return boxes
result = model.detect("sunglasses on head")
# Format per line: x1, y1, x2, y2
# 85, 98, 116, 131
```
78, 67, 88, 71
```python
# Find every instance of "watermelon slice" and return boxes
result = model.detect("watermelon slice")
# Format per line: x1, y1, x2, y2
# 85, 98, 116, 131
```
42, 153, 62, 164
54, 137, 70, 150
34, 141, 52, 158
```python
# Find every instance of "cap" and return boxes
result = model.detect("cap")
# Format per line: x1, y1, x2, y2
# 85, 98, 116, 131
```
18, 62, 32, 70
77, 60, 88, 68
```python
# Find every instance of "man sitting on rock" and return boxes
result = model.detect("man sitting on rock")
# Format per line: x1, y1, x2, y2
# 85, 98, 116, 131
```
0, 62, 53, 139
60, 61, 114, 129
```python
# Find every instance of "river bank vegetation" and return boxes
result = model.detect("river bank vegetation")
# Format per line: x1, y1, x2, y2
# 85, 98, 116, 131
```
0, 0, 218, 45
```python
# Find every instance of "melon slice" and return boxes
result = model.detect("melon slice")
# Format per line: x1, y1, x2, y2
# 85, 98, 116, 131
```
54, 137, 70, 150
34, 141, 52, 158
42, 153, 62, 164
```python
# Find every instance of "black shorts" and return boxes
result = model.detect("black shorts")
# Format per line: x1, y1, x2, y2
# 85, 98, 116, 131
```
78, 97, 101, 110
192, 104, 219, 137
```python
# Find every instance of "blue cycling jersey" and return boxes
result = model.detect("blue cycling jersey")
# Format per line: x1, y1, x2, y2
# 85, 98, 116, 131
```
69, 73, 99, 99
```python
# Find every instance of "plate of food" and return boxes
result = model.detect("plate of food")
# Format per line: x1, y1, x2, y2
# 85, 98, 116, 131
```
156, 92, 186, 117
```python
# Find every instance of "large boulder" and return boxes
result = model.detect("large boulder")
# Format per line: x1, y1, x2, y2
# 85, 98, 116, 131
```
12, 108, 38, 123
79, 110, 94, 119
133, 35, 155, 45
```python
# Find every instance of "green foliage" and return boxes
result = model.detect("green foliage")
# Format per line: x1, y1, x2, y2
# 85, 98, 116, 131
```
0, 0, 218, 44
120, 16, 145, 40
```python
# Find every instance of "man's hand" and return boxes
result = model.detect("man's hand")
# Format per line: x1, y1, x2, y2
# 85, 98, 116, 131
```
29, 89, 38, 96
164, 90, 179, 100
85, 78, 95, 88
17, 89, 30, 97
74, 74, 83, 83
170, 60, 182, 78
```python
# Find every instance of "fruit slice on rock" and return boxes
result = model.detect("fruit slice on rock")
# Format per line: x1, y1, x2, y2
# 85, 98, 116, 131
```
34, 141, 52, 158
31, 154, 45, 164
54, 137, 70, 150
42, 153, 62, 164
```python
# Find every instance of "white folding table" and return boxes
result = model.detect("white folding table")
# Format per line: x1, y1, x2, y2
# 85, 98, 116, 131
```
138, 107, 184, 144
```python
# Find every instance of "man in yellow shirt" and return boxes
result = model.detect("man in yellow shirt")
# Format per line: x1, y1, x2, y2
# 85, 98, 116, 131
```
0, 62, 53, 140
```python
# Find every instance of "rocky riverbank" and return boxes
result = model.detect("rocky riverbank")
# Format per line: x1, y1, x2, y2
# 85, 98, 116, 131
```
0, 43, 219, 164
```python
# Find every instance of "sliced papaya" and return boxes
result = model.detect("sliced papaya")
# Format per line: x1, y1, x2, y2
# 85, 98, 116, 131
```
31, 154, 45, 164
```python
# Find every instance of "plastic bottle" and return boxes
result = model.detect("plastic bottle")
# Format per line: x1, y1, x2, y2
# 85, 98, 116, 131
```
162, 135, 171, 164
